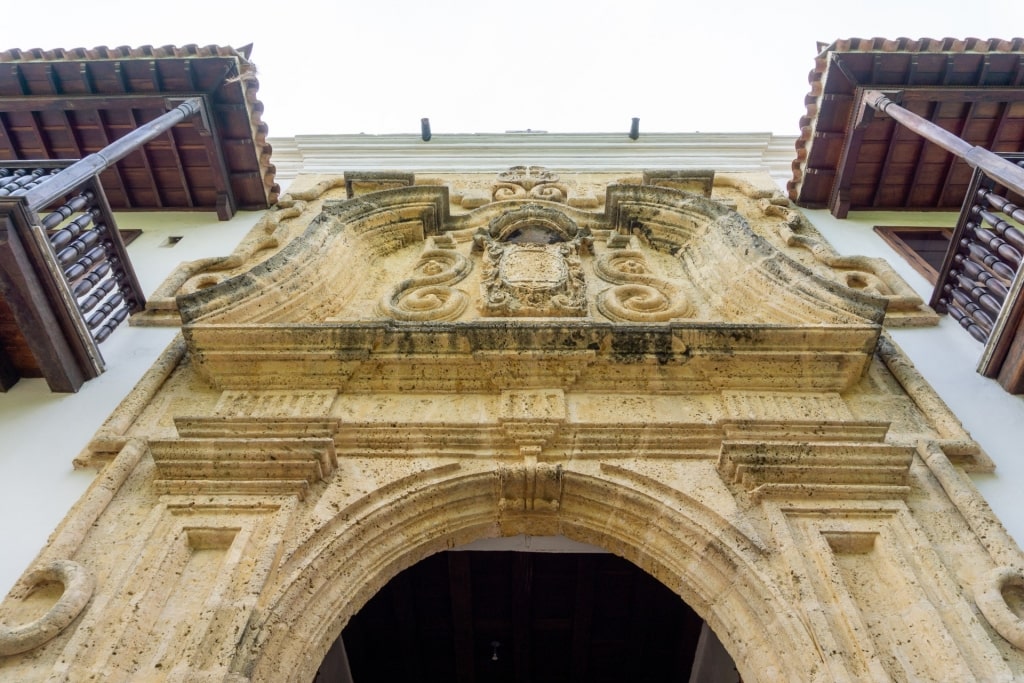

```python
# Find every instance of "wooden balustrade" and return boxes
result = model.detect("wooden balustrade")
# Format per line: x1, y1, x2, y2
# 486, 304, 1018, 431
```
0, 163, 145, 349
931, 154, 1024, 391
0, 98, 202, 391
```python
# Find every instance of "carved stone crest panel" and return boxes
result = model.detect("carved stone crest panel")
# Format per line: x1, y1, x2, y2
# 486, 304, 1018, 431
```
473, 203, 591, 317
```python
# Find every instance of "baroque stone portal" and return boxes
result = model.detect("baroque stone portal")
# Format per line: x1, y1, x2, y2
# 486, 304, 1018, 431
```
1, 168, 1020, 683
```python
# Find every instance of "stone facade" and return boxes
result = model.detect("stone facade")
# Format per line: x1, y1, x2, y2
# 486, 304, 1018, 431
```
2, 169, 1022, 682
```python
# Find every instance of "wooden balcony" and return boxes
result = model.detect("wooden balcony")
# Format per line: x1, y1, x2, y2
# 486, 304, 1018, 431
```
0, 161, 144, 391
932, 155, 1024, 392
0, 45, 279, 392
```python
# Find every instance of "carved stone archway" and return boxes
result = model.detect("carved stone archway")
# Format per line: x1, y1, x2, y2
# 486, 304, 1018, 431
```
235, 465, 820, 683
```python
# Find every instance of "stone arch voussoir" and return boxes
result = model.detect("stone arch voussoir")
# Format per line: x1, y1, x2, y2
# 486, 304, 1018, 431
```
234, 464, 828, 683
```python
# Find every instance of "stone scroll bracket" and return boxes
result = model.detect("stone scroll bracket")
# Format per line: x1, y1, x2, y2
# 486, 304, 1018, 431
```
976, 566, 1024, 649
0, 559, 95, 656
595, 233, 692, 322
379, 234, 472, 322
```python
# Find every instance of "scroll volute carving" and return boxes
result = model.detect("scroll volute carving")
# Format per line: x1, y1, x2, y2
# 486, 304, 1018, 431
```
379, 234, 472, 321
595, 233, 692, 322
492, 166, 569, 204
473, 203, 592, 317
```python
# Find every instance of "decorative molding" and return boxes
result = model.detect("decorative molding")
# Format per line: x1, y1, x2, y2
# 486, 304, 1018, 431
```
343, 171, 415, 199
642, 169, 715, 197
717, 421, 913, 500
267, 133, 799, 187
150, 417, 340, 498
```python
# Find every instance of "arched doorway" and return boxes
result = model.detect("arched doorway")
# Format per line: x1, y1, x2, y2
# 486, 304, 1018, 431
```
315, 541, 740, 682
233, 466, 826, 682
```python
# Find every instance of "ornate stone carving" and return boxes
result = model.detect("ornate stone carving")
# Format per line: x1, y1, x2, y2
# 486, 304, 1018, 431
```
595, 233, 692, 322
759, 198, 939, 327
380, 234, 472, 321
6, 171, 1021, 682
474, 204, 591, 317
493, 166, 568, 203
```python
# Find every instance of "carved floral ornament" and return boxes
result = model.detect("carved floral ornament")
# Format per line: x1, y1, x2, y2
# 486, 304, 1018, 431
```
492, 165, 568, 203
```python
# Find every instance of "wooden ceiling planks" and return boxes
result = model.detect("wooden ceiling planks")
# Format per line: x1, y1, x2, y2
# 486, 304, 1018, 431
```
790, 38, 1024, 216
337, 551, 705, 683
0, 46, 278, 217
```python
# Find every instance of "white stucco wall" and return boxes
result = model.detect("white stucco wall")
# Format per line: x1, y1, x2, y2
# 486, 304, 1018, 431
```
0, 210, 262, 596
806, 208, 1024, 547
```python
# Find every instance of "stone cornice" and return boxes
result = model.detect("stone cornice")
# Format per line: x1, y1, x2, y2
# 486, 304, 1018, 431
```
268, 132, 798, 189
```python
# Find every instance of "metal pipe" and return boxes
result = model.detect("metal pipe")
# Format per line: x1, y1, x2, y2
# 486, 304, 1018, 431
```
863, 90, 1024, 196
23, 97, 204, 210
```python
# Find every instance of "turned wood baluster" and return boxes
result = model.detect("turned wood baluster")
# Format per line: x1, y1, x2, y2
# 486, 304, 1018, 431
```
48, 210, 97, 250
85, 292, 124, 329
952, 272, 1002, 319
71, 262, 111, 298
969, 222, 1022, 269
946, 284, 995, 332
86, 286, 130, 343
0, 168, 47, 196
92, 223, 140, 312
943, 287, 992, 342
55, 228, 101, 266
93, 306, 129, 343
954, 255, 1009, 301
63, 245, 106, 280
77, 278, 118, 314
973, 205, 1024, 254
963, 240, 1017, 282
41, 192, 94, 230
979, 188, 1024, 226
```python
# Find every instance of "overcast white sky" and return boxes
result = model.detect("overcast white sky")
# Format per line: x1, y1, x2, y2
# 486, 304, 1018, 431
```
4, 0, 1023, 137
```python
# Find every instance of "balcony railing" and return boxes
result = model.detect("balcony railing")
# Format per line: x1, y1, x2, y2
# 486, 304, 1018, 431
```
931, 154, 1024, 392
0, 98, 202, 392
0, 162, 145, 391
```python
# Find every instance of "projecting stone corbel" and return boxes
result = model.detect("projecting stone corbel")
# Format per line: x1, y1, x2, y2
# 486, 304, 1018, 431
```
716, 420, 914, 501
150, 416, 341, 499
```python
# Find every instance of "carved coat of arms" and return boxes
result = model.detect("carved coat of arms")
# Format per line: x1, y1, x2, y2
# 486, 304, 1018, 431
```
474, 204, 591, 317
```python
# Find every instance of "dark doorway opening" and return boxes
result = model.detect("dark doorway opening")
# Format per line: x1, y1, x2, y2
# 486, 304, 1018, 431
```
316, 550, 737, 683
